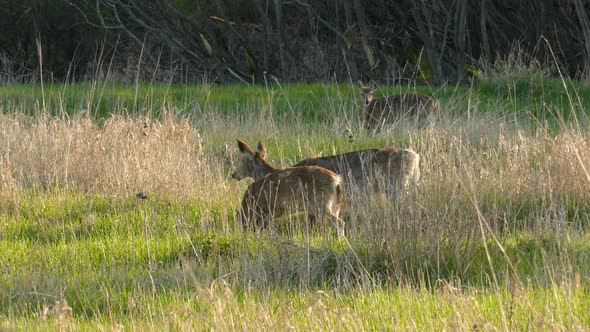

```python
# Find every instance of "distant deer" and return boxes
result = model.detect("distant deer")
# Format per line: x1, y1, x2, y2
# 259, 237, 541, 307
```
359, 82, 439, 131
232, 139, 344, 235
294, 147, 420, 198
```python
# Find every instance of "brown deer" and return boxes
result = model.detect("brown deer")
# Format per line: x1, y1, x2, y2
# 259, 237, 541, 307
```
232, 139, 344, 235
360, 82, 439, 132
294, 147, 420, 198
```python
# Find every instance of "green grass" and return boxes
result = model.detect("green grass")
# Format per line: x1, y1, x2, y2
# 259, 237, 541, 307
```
2, 76, 589, 135
1, 73, 590, 329
5, 284, 590, 330
1, 191, 590, 329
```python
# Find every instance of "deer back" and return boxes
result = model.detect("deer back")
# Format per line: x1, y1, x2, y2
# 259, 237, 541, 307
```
296, 149, 387, 192
295, 148, 420, 193
295, 149, 380, 175
366, 93, 438, 129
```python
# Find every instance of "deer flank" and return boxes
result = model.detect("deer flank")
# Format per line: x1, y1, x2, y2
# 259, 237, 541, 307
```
295, 147, 420, 197
360, 84, 438, 131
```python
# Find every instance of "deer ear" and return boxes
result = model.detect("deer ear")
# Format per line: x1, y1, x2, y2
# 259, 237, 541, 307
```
236, 138, 254, 155
357, 80, 364, 88
370, 81, 378, 92
257, 141, 266, 158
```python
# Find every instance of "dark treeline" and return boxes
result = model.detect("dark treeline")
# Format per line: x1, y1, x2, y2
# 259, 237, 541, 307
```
2, 0, 590, 84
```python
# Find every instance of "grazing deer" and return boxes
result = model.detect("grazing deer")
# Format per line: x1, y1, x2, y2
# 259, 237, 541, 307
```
232, 139, 344, 235
295, 147, 420, 198
360, 82, 439, 131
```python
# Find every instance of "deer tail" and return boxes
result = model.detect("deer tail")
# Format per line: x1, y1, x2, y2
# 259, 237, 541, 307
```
334, 176, 344, 210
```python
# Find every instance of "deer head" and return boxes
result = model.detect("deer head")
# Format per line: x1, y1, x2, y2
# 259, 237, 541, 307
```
232, 139, 274, 181
359, 81, 377, 106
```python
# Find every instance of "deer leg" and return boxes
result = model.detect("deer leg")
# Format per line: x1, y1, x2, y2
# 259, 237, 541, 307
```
251, 207, 271, 231
307, 213, 319, 232
328, 214, 345, 238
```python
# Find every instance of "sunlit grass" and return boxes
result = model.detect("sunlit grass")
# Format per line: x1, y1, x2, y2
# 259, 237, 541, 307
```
1, 71, 590, 329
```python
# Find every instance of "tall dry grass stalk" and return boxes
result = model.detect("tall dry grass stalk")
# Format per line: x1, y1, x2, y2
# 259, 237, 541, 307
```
0, 111, 229, 202
288, 110, 590, 284
0, 106, 588, 242
0, 107, 590, 208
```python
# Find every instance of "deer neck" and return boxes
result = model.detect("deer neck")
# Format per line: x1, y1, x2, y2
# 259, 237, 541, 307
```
361, 96, 373, 113
253, 159, 277, 181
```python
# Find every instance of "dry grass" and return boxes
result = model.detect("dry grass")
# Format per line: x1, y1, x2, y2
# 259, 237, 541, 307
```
0, 111, 231, 202
1, 105, 589, 235
1, 80, 590, 329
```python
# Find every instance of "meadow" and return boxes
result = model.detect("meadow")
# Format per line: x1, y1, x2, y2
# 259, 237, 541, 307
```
1, 66, 590, 330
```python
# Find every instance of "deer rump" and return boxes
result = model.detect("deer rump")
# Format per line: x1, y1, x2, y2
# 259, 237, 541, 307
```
239, 166, 343, 229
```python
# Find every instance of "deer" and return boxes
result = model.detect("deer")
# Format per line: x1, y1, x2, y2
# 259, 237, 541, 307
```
232, 139, 344, 236
359, 82, 439, 132
232, 139, 419, 204
294, 147, 420, 200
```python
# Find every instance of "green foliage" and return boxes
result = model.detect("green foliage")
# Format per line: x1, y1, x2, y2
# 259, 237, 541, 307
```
2, 192, 590, 327
2, 76, 589, 128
